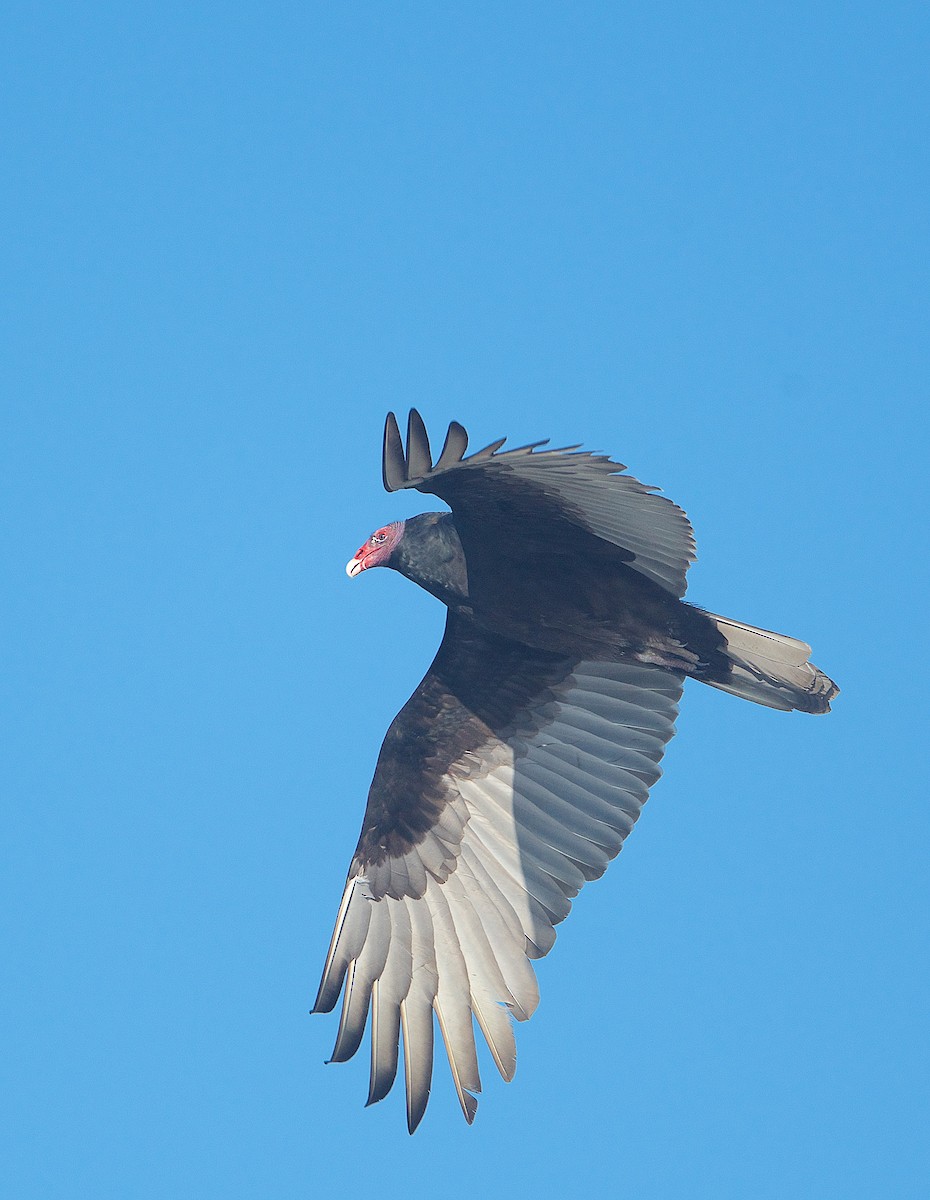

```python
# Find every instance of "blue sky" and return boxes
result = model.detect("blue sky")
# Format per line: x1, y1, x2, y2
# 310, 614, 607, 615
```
3, 2, 927, 1196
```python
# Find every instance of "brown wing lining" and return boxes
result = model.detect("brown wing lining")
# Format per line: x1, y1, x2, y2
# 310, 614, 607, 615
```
352, 610, 574, 897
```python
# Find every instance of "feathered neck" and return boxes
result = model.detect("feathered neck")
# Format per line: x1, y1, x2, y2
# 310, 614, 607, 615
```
390, 512, 470, 609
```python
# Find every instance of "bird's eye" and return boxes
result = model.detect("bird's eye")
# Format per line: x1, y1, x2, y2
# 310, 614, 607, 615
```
371, 532, 387, 546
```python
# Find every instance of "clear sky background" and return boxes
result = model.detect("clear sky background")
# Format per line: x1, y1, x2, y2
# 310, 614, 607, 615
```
3, 3, 928, 1197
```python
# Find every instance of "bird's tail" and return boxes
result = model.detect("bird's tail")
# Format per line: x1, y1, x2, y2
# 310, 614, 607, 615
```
700, 612, 839, 714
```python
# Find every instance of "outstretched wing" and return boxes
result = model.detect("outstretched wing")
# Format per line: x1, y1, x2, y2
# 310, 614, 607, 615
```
314, 611, 683, 1131
382, 409, 696, 599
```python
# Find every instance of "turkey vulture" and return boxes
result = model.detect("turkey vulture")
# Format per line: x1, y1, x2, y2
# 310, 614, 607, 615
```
314, 411, 837, 1132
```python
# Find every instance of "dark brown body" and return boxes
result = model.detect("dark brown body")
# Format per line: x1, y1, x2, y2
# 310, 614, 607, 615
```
392, 511, 731, 681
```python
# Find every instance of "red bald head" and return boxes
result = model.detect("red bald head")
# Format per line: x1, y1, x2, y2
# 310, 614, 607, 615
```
346, 520, 405, 577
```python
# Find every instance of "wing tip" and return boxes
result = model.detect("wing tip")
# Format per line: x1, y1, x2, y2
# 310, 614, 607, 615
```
382, 411, 406, 491
435, 418, 469, 472
406, 409, 433, 479
461, 1091, 479, 1124
406, 1091, 431, 1135
382, 410, 484, 492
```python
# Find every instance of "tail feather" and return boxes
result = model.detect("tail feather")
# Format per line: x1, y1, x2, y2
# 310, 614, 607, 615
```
702, 613, 839, 714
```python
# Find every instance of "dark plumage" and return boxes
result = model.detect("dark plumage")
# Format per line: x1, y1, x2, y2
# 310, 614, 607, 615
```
316, 411, 838, 1132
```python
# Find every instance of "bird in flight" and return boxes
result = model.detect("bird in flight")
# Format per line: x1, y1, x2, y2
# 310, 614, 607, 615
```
314, 411, 838, 1132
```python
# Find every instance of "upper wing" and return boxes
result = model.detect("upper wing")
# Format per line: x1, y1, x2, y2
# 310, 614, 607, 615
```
382, 409, 696, 599
314, 611, 683, 1131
